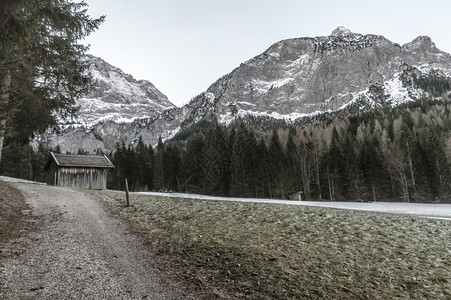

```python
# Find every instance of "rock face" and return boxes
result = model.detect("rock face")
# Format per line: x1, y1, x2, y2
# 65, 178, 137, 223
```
180, 27, 451, 126
66, 55, 175, 126
38, 55, 177, 153
40, 27, 451, 153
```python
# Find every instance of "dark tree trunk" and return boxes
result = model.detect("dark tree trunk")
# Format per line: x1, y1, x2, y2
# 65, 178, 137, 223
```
0, 73, 12, 163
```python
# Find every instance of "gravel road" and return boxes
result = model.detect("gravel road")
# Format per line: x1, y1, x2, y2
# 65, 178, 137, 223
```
0, 178, 196, 299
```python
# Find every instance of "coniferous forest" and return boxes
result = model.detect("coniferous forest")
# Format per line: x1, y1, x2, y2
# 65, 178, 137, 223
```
2, 98, 450, 203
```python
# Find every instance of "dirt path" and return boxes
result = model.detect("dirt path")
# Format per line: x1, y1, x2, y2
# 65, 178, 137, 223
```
0, 179, 196, 299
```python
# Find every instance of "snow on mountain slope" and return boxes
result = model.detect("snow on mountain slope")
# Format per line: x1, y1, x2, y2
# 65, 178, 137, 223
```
62, 55, 176, 128
37, 55, 178, 152
176, 27, 451, 130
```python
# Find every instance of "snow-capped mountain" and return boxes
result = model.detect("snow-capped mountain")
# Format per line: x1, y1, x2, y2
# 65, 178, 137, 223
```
41, 27, 451, 153
176, 27, 451, 128
39, 55, 177, 152
63, 55, 175, 127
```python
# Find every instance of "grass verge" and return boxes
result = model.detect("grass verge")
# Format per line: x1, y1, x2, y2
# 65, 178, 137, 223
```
93, 190, 451, 299
0, 181, 28, 247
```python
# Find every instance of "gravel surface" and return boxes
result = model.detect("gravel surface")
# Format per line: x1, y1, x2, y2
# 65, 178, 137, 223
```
0, 178, 196, 299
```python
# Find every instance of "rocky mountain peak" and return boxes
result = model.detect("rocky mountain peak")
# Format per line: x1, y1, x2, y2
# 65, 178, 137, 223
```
65, 55, 175, 127
330, 26, 355, 37
404, 35, 436, 50
178, 27, 451, 128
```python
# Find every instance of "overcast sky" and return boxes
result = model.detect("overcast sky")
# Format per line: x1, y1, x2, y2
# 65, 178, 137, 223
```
82, 0, 451, 107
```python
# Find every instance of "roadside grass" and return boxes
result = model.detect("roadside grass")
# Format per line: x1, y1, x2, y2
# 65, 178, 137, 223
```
94, 190, 451, 299
0, 181, 28, 244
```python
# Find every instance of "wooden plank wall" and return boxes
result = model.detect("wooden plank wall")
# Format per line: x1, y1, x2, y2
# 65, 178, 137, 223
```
56, 167, 107, 190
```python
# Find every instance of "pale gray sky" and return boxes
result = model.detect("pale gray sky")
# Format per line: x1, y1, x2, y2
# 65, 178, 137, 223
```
82, 0, 451, 106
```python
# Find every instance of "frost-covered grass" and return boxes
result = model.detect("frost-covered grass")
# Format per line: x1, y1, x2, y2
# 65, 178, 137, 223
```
95, 190, 451, 299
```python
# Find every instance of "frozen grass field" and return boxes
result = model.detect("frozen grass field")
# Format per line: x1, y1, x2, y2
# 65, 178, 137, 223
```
94, 190, 451, 299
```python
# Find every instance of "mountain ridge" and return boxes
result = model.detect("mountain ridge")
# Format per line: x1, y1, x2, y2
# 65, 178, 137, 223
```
170, 28, 450, 128
62, 54, 176, 128
40, 27, 451, 153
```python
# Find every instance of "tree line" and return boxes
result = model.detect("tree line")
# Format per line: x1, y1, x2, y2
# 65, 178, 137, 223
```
1, 98, 450, 203
107, 99, 451, 203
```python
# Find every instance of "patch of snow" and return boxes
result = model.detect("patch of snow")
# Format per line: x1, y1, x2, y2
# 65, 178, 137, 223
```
58, 60, 175, 128
92, 69, 145, 99
205, 92, 215, 104
252, 77, 294, 94
383, 75, 412, 106
330, 26, 354, 37
339, 71, 427, 111
137, 191, 451, 220
218, 112, 235, 126
61, 97, 163, 127
323, 96, 333, 105
162, 126, 181, 143
218, 109, 323, 125
417, 63, 451, 77
237, 101, 256, 106
287, 54, 310, 69
338, 89, 375, 110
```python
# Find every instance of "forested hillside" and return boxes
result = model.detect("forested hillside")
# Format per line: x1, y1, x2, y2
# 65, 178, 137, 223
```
2, 98, 450, 203
106, 98, 451, 203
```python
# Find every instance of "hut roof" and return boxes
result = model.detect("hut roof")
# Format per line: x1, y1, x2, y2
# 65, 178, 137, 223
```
45, 152, 114, 170
289, 191, 303, 197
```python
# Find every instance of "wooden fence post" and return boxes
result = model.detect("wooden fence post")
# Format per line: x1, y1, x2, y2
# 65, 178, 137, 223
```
125, 178, 130, 207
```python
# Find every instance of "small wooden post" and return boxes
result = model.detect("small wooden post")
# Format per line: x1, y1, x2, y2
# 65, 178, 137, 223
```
125, 178, 130, 207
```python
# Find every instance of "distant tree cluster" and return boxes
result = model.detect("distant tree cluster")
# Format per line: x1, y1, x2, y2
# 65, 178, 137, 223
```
0, 140, 61, 182
108, 138, 154, 191
415, 75, 451, 97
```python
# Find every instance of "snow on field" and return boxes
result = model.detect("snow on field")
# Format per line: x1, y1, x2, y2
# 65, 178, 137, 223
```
137, 192, 451, 220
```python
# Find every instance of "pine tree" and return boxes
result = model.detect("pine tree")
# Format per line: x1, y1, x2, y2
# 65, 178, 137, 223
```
0, 139, 33, 180
146, 143, 155, 191
230, 123, 257, 197
134, 136, 150, 191
268, 129, 285, 198
339, 131, 362, 200
109, 143, 122, 190
0, 1, 104, 161
201, 122, 230, 196
163, 142, 182, 191
255, 137, 271, 198
31, 142, 51, 182
153, 137, 165, 191
420, 126, 449, 200
180, 135, 205, 193
126, 144, 137, 190
284, 127, 300, 196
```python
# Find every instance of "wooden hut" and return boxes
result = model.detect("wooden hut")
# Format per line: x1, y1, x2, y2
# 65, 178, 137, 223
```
288, 191, 303, 201
45, 152, 114, 190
